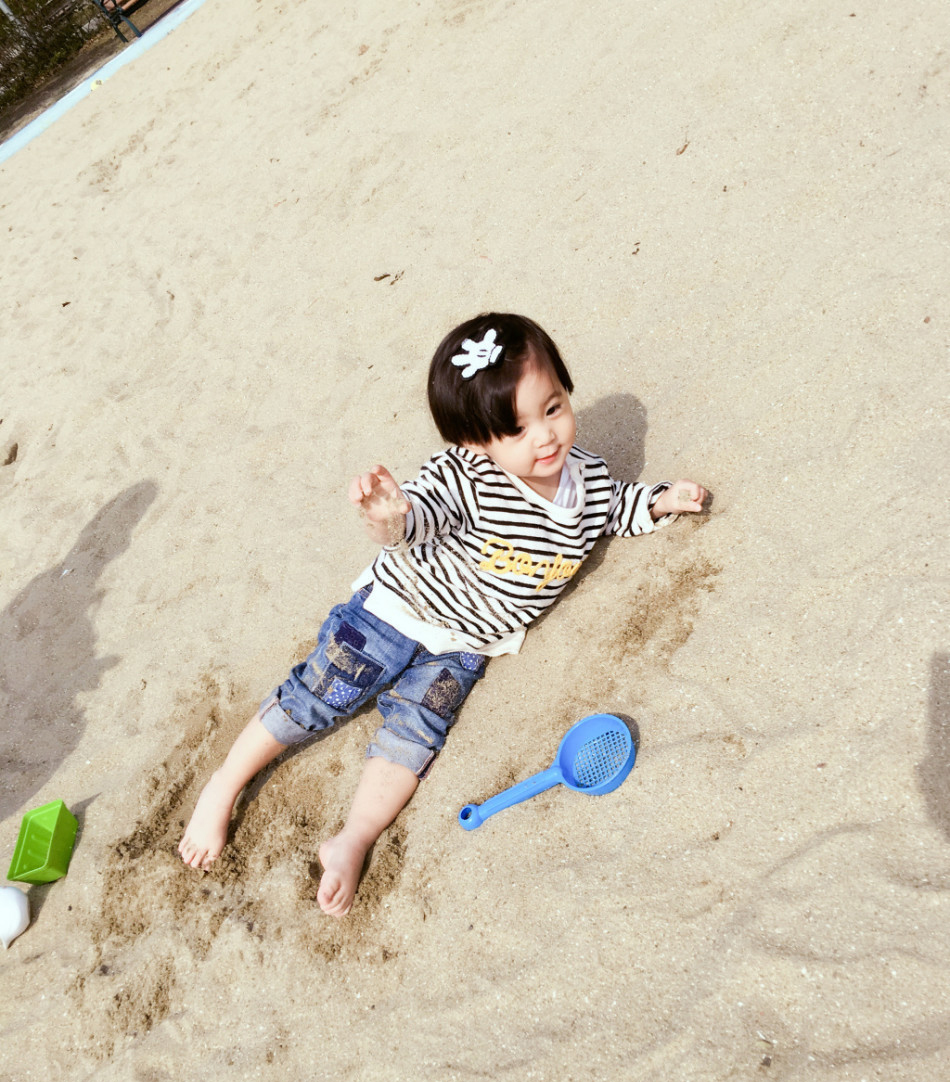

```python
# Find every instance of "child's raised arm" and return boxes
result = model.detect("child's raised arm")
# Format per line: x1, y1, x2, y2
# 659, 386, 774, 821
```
650, 479, 707, 519
348, 465, 411, 546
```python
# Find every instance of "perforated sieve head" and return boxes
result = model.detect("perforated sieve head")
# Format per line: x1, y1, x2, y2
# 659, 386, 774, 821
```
458, 713, 637, 828
572, 728, 630, 788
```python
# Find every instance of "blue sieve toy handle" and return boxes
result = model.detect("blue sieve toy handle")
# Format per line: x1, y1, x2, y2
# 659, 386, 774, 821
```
458, 765, 563, 831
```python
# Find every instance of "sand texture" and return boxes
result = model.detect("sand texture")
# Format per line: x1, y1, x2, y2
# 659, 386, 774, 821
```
1, 0, 948, 1078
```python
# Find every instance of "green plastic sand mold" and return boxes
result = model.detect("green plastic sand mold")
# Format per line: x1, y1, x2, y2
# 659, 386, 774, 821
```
7, 800, 78, 884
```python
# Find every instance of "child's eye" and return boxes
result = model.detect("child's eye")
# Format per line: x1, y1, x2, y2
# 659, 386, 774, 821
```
546, 403, 562, 417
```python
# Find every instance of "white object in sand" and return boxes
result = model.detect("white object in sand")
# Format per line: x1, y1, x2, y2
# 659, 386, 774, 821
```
0, 885, 30, 948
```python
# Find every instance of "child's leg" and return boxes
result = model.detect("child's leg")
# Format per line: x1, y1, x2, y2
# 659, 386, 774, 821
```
316, 648, 487, 917
178, 715, 286, 870
317, 756, 418, 917
178, 591, 412, 872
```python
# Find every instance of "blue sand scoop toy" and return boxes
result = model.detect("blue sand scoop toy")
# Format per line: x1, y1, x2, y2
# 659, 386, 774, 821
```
458, 713, 636, 831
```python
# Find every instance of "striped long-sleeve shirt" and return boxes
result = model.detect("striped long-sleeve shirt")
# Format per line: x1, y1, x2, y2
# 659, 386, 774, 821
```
360, 445, 671, 655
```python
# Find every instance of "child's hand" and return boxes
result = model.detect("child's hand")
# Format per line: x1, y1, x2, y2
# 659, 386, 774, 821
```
348, 465, 410, 545
651, 480, 707, 519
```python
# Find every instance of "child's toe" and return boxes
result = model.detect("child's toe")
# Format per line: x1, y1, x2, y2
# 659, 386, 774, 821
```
325, 894, 351, 918
183, 846, 207, 869
317, 876, 347, 915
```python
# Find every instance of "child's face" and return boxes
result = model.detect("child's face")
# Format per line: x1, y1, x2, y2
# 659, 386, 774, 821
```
465, 355, 577, 499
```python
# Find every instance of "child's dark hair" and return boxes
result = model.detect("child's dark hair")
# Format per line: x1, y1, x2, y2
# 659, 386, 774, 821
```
427, 313, 574, 446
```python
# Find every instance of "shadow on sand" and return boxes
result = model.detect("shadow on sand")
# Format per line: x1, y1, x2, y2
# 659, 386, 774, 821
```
917, 652, 950, 842
0, 481, 157, 823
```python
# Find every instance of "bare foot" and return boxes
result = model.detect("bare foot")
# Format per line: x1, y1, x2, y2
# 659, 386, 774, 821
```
317, 832, 370, 917
178, 770, 238, 870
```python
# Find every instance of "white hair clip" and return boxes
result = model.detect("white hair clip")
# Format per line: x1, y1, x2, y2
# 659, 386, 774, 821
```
450, 329, 503, 379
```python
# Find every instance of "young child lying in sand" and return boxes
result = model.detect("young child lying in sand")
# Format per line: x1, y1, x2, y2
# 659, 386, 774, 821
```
179, 313, 706, 916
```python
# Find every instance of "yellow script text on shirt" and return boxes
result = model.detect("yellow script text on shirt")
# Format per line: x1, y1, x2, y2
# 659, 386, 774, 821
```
478, 537, 582, 591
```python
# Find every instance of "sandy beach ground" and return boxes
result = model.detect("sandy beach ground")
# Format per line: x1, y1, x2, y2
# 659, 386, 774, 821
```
1, 1, 948, 1078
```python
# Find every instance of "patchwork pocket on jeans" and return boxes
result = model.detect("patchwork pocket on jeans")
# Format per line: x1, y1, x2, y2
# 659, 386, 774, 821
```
307, 625, 384, 708
320, 677, 363, 709
421, 668, 464, 720
457, 652, 485, 673
335, 620, 366, 651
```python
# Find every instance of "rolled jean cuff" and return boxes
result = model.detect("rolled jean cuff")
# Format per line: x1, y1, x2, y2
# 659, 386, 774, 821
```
367, 726, 437, 779
259, 696, 310, 746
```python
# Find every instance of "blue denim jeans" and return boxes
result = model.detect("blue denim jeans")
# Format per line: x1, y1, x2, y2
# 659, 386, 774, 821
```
258, 587, 487, 778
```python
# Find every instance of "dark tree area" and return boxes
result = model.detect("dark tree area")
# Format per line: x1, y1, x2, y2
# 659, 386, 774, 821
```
0, 0, 99, 112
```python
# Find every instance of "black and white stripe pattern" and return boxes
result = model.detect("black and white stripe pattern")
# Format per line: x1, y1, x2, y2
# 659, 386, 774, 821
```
370, 445, 670, 651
